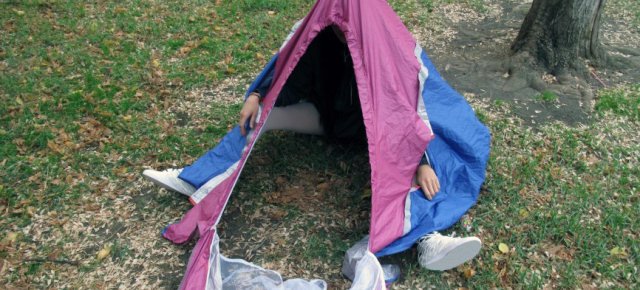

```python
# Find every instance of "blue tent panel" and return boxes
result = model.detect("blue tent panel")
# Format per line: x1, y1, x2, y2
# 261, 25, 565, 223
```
375, 51, 490, 257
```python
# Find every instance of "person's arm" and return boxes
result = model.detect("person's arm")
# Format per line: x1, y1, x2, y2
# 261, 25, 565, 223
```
252, 69, 274, 100
239, 69, 275, 135
419, 153, 430, 167
416, 152, 439, 200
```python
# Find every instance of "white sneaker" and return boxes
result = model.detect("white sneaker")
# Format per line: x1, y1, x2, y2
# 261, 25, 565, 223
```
142, 168, 196, 196
417, 232, 481, 271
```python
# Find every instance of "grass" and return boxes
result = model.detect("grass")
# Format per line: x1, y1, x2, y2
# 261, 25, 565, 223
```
536, 90, 560, 103
1, 0, 639, 289
595, 85, 640, 121
607, 0, 640, 30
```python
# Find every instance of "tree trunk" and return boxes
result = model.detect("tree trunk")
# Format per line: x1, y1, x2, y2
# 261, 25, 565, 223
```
511, 0, 607, 76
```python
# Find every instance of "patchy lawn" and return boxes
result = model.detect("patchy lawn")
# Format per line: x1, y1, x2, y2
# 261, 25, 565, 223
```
1, 0, 638, 289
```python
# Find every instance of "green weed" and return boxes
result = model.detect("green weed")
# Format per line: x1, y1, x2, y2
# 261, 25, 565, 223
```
595, 85, 640, 121
536, 90, 559, 103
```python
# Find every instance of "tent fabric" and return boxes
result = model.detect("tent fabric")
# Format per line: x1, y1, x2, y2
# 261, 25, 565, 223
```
161, 0, 490, 288
374, 47, 491, 256
259, 0, 435, 255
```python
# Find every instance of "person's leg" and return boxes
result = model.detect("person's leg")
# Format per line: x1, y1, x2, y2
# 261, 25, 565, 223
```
261, 101, 324, 135
177, 101, 324, 186
143, 101, 324, 195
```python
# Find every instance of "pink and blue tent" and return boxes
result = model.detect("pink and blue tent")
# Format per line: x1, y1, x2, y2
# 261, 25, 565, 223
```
161, 0, 490, 288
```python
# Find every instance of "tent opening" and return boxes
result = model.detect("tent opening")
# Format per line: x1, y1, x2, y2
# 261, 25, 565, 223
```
272, 25, 367, 146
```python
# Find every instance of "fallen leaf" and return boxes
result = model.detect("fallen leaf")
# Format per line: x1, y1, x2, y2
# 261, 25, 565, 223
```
316, 182, 330, 192
586, 155, 600, 166
546, 244, 573, 261
462, 266, 475, 279
47, 140, 64, 154
5, 232, 18, 244
268, 209, 287, 220
223, 54, 233, 65
518, 208, 529, 218
274, 175, 286, 183
26, 206, 35, 217
498, 243, 509, 254
97, 245, 112, 260
47, 249, 62, 260
361, 188, 371, 199
610, 246, 627, 258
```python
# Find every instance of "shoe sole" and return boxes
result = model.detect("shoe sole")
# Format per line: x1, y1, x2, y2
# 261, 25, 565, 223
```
423, 238, 481, 271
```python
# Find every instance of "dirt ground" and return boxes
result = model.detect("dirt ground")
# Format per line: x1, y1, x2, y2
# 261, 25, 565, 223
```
418, 0, 640, 126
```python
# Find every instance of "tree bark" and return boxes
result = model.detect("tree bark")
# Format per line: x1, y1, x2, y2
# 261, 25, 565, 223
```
511, 0, 607, 76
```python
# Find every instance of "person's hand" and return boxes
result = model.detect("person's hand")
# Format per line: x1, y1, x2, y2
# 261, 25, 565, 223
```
239, 93, 260, 136
416, 164, 439, 200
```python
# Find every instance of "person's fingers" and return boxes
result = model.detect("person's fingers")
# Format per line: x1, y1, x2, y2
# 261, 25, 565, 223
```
424, 178, 431, 193
419, 180, 430, 200
250, 111, 257, 129
239, 113, 248, 136
430, 179, 438, 198
424, 181, 434, 200
434, 178, 440, 192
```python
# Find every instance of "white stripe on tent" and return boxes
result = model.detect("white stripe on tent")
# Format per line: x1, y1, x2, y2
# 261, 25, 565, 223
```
403, 187, 417, 235
190, 160, 240, 204
206, 17, 305, 228
280, 18, 305, 51
403, 45, 433, 237
201, 21, 309, 286
414, 45, 433, 135
206, 18, 304, 222
201, 108, 263, 287
190, 105, 265, 204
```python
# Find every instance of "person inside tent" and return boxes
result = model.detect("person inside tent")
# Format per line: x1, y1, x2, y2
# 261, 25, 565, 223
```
143, 26, 481, 273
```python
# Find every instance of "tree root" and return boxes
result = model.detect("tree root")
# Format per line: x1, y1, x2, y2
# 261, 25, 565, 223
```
501, 51, 600, 109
